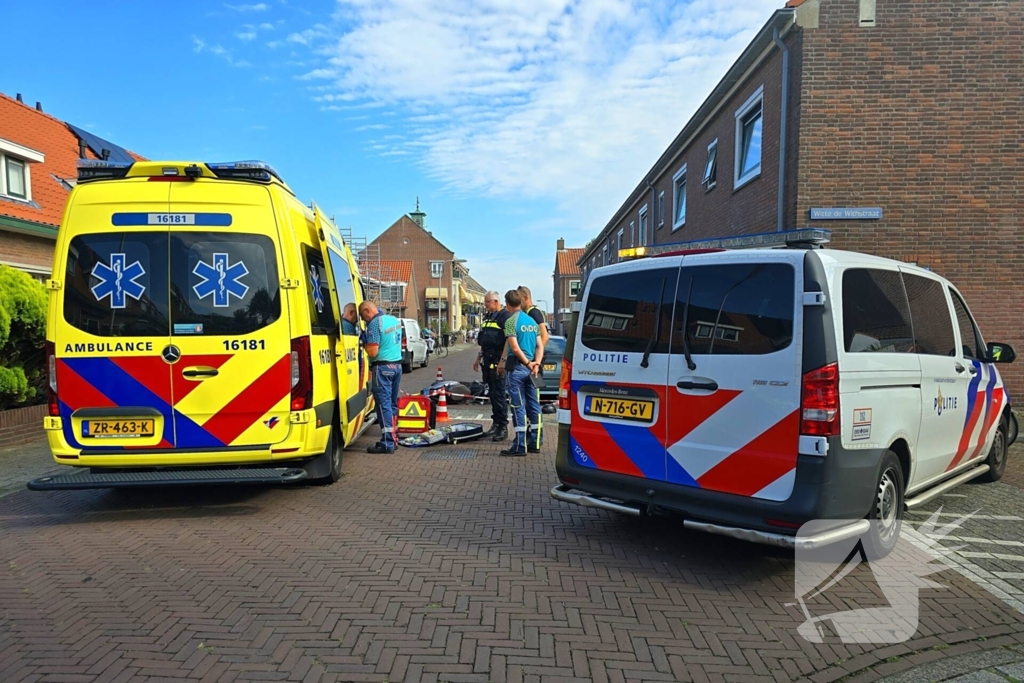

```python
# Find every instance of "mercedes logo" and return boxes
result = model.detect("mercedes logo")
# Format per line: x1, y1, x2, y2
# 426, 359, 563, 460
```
161, 344, 181, 364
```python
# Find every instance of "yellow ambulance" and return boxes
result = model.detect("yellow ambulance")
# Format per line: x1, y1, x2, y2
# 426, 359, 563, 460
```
29, 160, 374, 490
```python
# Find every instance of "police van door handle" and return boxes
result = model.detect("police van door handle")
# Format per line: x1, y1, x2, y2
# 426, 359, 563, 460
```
677, 379, 718, 392
955, 363, 966, 374
182, 366, 219, 379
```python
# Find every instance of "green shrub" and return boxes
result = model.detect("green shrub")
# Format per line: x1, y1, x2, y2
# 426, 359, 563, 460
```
0, 266, 47, 410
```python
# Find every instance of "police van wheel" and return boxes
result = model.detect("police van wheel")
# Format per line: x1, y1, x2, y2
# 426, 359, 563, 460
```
865, 451, 904, 559
307, 419, 343, 485
981, 418, 1008, 483
402, 360, 413, 374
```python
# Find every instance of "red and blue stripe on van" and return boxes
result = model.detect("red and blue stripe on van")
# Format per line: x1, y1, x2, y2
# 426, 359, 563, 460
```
56, 354, 289, 450
948, 361, 1004, 471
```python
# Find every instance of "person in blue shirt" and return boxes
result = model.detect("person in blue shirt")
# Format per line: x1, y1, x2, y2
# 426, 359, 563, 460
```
499, 289, 544, 456
360, 301, 404, 453
341, 303, 360, 337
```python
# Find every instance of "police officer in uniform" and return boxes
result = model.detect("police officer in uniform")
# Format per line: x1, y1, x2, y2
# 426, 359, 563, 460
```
474, 290, 511, 441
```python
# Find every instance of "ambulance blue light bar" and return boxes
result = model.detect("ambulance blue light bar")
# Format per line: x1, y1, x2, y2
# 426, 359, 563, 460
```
77, 159, 134, 182
206, 161, 282, 183
617, 228, 831, 260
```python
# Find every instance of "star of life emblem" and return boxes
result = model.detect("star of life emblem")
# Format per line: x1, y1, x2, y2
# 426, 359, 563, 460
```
310, 265, 325, 314
193, 253, 249, 307
91, 253, 146, 309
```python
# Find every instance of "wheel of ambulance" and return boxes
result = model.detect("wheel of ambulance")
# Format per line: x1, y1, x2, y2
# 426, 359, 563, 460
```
308, 417, 343, 485
865, 451, 905, 559
981, 417, 1008, 483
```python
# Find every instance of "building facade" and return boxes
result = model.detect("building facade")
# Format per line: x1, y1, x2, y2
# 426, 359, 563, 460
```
0, 92, 142, 280
367, 206, 484, 332
552, 238, 584, 336
579, 0, 1023, 389
362, 259, 419, 321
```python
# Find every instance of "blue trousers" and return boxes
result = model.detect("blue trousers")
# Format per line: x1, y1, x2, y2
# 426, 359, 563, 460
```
507, 363, 541, 451
372, 362, 402, 449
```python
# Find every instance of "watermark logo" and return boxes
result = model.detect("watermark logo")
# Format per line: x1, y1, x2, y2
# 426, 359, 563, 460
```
791, 509, 974, 644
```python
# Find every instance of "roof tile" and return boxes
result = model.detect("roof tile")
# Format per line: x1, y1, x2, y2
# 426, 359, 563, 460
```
556, 248, 585, 276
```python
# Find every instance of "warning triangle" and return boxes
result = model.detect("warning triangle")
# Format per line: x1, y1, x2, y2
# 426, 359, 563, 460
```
403, 402, 421, 417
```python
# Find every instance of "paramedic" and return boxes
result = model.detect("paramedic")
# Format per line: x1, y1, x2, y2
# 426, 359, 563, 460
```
360, 301, 403, 454
500, 289, 543, 457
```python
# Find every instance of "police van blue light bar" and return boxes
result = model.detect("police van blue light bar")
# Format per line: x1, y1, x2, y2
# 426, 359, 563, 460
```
206, 161, 282, 183
617, 228, 831, 260
77, 159, 134, 182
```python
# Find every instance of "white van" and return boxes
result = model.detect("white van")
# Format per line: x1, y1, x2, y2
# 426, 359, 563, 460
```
399, 318, 429, 372
552, 229, 1017, 552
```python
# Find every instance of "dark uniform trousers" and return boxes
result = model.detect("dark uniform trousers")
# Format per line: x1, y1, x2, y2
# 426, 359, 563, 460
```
482, 356, 508, 428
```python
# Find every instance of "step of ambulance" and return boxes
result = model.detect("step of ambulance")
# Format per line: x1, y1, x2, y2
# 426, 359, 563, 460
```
27, 467, 308, 491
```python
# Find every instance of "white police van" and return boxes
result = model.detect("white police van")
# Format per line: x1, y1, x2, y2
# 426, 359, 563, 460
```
552, 229, 1017, 552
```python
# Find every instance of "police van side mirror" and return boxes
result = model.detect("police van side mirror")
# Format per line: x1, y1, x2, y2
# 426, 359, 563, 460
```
987, 342, 1016, 364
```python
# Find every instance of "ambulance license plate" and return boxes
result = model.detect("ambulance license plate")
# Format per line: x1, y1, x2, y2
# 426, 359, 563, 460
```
82, 419, 155, 438
584, 396, 654, 422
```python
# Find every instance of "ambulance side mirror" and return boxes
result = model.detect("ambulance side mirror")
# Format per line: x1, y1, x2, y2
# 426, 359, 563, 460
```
987, 342, 1016, 364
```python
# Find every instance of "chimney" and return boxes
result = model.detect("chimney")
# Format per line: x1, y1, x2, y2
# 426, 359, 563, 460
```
557, 238, 565, 251
15, 93, 23, 103
35, 101, 43, 112
101, 149, 110, 160
78, 140, 87, 159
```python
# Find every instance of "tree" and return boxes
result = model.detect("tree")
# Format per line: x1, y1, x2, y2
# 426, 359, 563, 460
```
0, 266, 47, 409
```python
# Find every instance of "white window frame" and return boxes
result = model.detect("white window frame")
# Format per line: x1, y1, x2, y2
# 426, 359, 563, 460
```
638, 205, 648, 247
672, 164, 687, 231
569, 279, 581, 297
0, 139, 43, 202
430, 261, 443, 278
657, 191, 665, 227
601, 244, 609, 266
702, 139, 718, 191
734, 85, 764, 190
616, 229, 624, 259
629, 220, 635, 247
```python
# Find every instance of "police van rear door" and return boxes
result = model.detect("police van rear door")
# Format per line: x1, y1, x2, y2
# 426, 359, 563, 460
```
664, 251, 802, 501
568, 258, 681, 482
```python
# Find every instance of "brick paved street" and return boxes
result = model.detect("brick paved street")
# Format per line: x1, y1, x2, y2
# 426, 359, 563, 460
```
2, 344, 1024, 682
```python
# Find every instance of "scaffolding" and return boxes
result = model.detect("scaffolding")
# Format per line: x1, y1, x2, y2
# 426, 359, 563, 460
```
341, 224, 402, 316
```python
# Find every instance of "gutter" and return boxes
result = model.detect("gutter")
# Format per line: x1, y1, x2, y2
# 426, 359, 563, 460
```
0, 214, 59, 239
773, 26, 790, 232
579, 8, 797, 265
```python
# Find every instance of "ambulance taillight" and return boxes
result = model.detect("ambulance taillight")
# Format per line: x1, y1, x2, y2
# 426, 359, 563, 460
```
558, 360, 572, 412
800, 362, 839, 437
290, 336, 313, 411
45, 341, 58, 417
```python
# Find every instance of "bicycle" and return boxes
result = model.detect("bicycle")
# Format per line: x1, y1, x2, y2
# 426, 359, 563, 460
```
434, 342, 448, 359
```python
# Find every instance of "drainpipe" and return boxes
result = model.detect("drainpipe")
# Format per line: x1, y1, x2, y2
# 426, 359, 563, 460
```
773, 26, 789, 233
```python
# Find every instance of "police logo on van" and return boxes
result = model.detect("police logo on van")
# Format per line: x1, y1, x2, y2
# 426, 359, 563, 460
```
935, 387, 957, 416
91, 253, 145, 309
193, 253, 249, 307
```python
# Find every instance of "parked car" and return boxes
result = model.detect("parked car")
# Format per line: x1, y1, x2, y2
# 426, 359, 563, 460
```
539, 336, 566, 400
400, 318, 429, 372
553, 232, 1017, 554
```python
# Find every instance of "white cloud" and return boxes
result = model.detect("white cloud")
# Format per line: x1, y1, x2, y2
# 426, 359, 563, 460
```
225, 3, 268, 11
267, 40, 284, 49
192, 35, 206, 53
297, 68, 337, 80
237, 30, 257, 41
259, 22, 275, 30
296, 0, 770, 226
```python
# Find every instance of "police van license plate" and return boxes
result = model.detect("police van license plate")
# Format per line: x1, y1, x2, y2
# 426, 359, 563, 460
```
82, 419, 155, 438
584, 396, 654, 422
543, 364, 556, 372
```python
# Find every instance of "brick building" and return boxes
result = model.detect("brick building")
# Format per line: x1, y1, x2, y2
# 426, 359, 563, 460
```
0, 91, 142, 280
579, 0, 1023, 389
362, 259, 419, 321
367, 205, 484, 332
552, 238, 584, 336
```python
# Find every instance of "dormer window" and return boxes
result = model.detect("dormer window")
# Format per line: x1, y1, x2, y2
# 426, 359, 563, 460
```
0, 138, 45, 202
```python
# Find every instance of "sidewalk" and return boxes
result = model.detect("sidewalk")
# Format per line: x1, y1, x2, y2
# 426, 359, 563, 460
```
0, 437, 58, 498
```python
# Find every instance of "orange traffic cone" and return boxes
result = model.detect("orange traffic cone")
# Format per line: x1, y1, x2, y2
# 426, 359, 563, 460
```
436, 365, 444, 383
436, 386, 450, 422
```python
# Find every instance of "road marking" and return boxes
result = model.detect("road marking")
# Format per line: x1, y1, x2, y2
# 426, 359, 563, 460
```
930, 535, 1024, 548
942, 493, 968, 498
960, 551, 1024, 562
994, 572, 1024, 580
909, 511, 1022, 521
474, 413, 484, 419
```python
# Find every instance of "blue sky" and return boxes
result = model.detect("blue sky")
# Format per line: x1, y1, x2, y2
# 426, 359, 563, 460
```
2, 0, 772, 310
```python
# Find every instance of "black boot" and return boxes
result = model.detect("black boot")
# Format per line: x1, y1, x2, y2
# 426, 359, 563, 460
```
491, 426, 508, 442
482, 424, 499, 437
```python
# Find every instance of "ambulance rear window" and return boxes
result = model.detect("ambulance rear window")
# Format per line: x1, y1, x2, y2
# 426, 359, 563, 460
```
63, 233, 170, 337
169, 232, 281, 336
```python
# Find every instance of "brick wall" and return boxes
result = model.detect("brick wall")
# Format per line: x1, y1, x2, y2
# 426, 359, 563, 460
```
0, 404, 45, 448
0, 230, 55, 273
795, 0, 1024, 391
369, 216, 455, 329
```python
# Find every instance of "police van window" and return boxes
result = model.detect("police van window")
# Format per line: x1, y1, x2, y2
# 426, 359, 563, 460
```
674, 262, 794, 356
327, 248, 360, 336
63, 233, 170, 337
950, 289, 984, 360
581, 268, 678, 354
842, 269, 914, 353
169, 232, 280, 336
304, 247, 336, 334
903, 274, 956, 356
